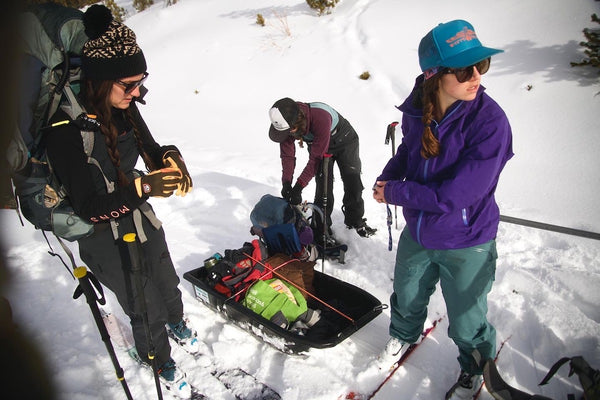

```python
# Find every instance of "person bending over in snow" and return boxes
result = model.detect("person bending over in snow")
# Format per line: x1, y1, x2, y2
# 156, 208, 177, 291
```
372, 19, 513, 400
268, 98, 376, 248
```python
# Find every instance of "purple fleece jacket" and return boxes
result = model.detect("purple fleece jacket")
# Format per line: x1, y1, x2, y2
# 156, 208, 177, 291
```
377, 76, 513, 249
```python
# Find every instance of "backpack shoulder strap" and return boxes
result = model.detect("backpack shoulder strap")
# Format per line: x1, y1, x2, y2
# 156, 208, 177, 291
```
570, 356, 600, 399
539, 357, 572, 386
308, 102, 339, 132
540, 356, 600, 399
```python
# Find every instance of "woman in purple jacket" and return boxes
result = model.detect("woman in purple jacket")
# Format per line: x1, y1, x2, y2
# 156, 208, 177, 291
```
372, 20, 513, 399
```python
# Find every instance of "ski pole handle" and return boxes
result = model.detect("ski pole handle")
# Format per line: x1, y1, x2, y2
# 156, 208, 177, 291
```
385, 122, 399, 230
122, 233, 142, 273
322, 154, 332, 205
322, 154, 332, 199
321, 154, 333, 272
385, 122, 398, 147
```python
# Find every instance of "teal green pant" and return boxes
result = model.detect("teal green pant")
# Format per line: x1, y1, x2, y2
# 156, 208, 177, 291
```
390, 228, 497, 374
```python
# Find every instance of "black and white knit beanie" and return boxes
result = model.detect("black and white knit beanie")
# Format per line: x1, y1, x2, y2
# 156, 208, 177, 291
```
81, 4, 147, 80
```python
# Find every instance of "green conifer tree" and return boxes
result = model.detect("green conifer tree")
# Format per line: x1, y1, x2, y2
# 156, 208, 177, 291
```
571, 14, 599, 73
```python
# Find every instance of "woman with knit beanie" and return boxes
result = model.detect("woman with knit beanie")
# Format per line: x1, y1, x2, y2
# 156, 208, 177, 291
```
372, 20, 513, 399
44, 5, 196, 398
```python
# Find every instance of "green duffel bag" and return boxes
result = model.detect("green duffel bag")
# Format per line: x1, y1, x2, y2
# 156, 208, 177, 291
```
242, 278, 307, 327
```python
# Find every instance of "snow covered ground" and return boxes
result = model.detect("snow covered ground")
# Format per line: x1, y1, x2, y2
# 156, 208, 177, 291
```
1, 0, 599, 399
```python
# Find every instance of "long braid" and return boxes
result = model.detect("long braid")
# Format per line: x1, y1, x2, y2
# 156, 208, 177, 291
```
82, 80, 128, 186
125, 111, 157, 172
420, 75, 441, 159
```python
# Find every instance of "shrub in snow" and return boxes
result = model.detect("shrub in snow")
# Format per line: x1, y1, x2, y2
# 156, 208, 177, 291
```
306, 0, 339, 16
104, 0, 125, 22
133, 0, 153, 13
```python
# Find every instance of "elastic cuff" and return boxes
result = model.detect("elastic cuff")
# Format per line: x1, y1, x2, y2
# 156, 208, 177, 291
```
160, 145, 180, 160
126, 180, 149, 203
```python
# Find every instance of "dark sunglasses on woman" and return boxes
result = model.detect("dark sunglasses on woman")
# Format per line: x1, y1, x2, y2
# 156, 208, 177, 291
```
115, 72, 149, 94
445, 58, 490, 83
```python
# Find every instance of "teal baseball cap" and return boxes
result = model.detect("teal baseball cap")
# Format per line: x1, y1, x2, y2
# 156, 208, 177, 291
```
418, 20, 503, 78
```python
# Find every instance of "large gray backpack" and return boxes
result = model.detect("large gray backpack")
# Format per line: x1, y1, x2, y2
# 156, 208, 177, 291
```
9, 3, 110, 242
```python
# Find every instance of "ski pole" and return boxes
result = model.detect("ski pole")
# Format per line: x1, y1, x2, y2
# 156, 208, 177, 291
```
384, 122, 399, 229
72, 266, 133, 400
120, 233, 163, 400
499, 215, 600, 240
321, 153, 332, 272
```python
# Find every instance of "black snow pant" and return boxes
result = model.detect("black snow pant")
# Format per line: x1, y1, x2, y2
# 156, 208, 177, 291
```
312, 117, 365, 236
78, 213, 183, 367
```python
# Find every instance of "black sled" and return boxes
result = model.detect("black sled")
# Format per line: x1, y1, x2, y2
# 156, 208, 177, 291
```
183, 259, 382, 355
184, 195, 383, 354
183, 219, 382, 354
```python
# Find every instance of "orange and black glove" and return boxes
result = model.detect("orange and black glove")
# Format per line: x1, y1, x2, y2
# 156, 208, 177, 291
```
162, 150, 192, 196
134, 168, 182, 198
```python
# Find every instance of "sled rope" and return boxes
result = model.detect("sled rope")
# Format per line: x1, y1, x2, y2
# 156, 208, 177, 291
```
225, 257, 299, 303
243, 252, 355, 324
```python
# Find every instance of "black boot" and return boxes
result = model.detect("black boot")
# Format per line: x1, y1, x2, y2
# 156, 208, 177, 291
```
347, 219, 377, 237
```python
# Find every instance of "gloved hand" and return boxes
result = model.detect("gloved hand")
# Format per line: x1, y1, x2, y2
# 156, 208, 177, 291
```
162, 150, 193, 196
288, 183, 303, 205
281, 182, 292, 199
134, 168, 182, 198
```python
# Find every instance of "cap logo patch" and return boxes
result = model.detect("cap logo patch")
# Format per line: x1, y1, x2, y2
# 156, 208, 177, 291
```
269, 107, 290, 131
446, 27, 477, 48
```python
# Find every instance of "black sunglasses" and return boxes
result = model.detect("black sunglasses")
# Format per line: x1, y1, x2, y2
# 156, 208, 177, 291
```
444, 58, 490, 83
115, 72, 149, 94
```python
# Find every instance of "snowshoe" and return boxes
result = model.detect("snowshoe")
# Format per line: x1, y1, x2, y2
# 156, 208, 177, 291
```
314, 234, 348, 263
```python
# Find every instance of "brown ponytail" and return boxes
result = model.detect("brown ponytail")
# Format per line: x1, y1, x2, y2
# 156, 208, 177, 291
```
291, 109, 307, 148
420, 75, 442, 159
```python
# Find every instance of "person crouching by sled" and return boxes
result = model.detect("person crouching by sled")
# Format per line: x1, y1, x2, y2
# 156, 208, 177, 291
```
268, 98, 376, 247
43, 5, 197, 398
372, 20, 513, 400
